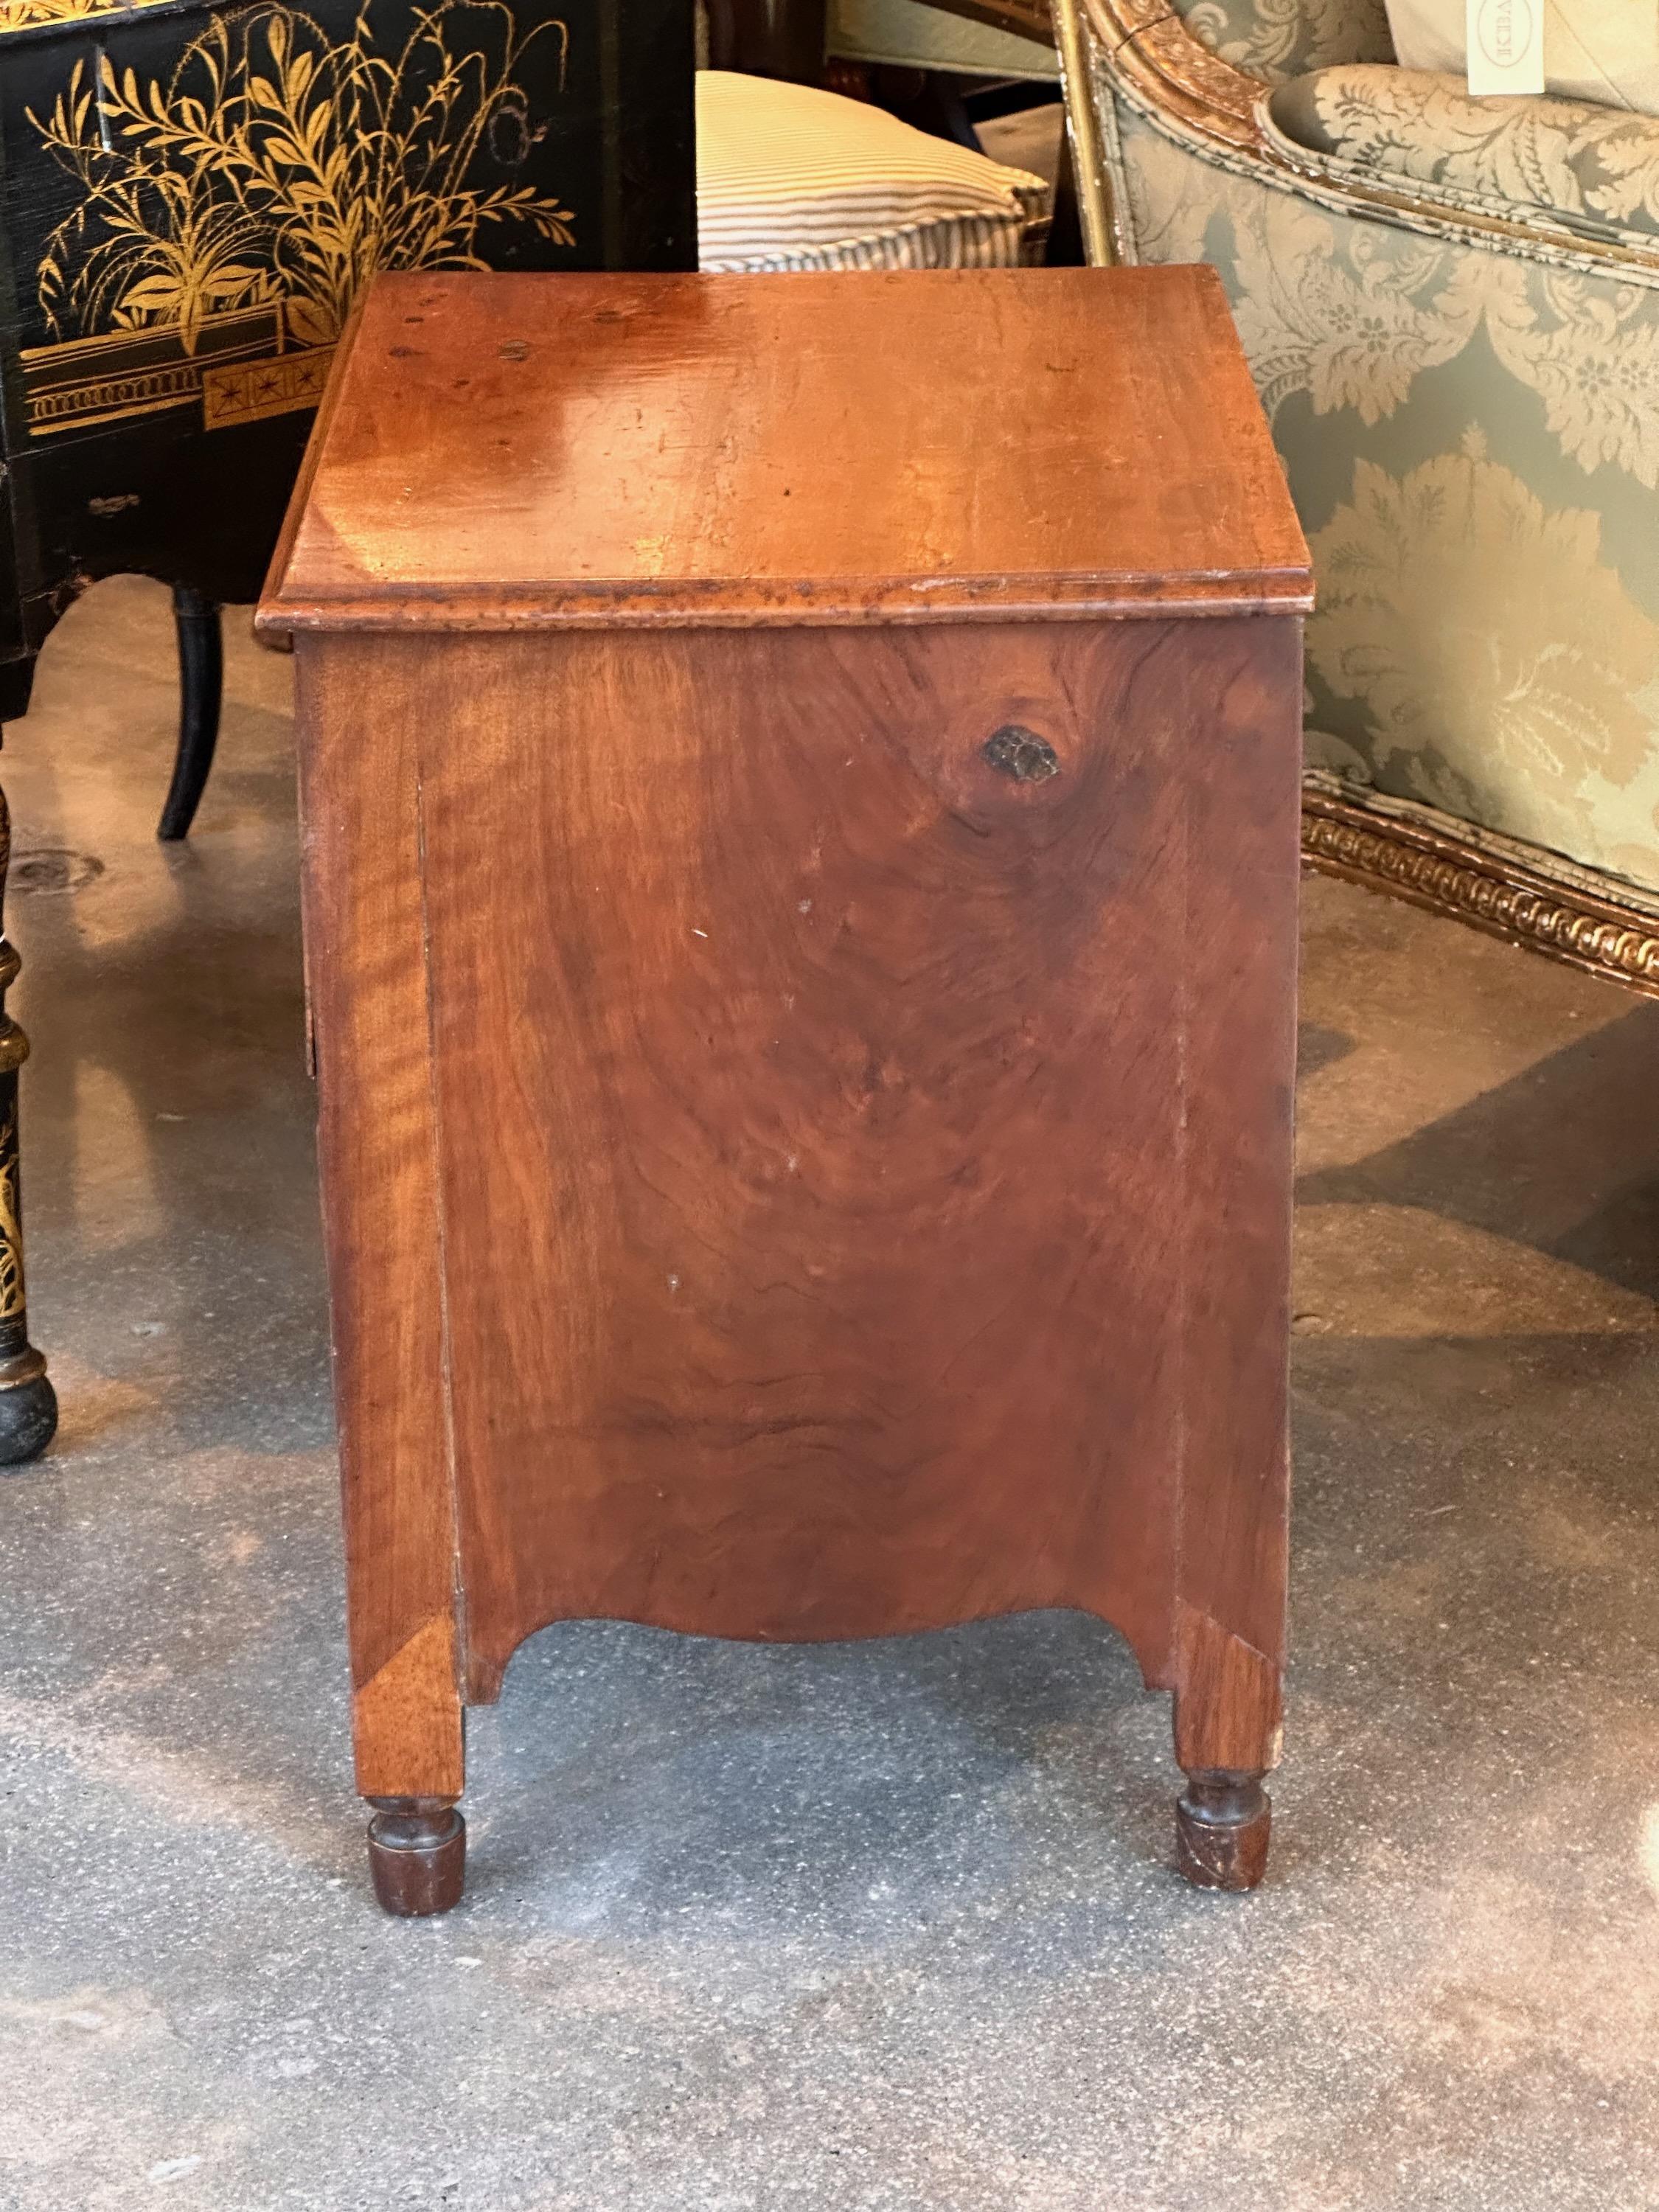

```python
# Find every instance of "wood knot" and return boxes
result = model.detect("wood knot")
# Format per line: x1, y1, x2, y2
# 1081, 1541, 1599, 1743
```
983, 726, 1060, 784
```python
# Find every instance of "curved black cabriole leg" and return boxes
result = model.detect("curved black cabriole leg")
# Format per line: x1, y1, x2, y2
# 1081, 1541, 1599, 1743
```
366, 1798, 467, 1916
0, 777, 55, 1467
157, 587, 223, 842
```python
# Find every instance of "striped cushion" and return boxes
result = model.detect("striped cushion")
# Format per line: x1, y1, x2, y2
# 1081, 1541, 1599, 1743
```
696, 71, 1048, 274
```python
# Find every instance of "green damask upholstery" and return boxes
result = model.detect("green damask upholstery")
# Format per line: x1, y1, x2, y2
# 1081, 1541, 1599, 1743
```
1174, 0, 1393, 83
1089, 0, 1659, 902
1269, 65, 1659, 250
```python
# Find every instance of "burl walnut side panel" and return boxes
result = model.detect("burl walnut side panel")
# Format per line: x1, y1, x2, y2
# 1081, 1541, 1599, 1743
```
299, 613, 1299, 1846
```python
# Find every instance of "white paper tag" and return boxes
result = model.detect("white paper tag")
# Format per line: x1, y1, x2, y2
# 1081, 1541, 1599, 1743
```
1467, 0, 1545, 94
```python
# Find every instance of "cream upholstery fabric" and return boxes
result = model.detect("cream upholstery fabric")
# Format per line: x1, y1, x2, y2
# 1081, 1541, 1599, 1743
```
1179, 0, 1394, 81
1096, 3, 1659, 897
1383, 0, 1659, 114
1269, 63, 1659, 248
696, 70, 1048, 272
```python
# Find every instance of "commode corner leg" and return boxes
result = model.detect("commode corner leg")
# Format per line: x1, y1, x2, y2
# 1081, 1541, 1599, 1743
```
1170, 1598, 1281, 1893
352, 1612, 467, 1917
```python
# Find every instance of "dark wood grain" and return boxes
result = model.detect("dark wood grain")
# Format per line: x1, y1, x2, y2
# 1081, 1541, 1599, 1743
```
0, 776, 55, 1465
366, 1799, 467, 1916
156, 586, 223, 841
274, 265, 1308, 1907
1176, 1774, 1273, 1891
924, 0, 1054, 37
711, 0, 830, 79
710, 0, 1053, 74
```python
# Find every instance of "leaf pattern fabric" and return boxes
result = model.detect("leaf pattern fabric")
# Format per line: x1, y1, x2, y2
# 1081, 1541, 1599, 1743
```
1175, 0, 1394, 83
1267, 63, 1659, 247
1108, 93, 1659, 893
1309, 437, 1659, 858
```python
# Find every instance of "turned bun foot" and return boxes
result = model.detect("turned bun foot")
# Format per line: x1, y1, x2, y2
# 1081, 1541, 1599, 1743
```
366, 1800, 466, 1916
0, 1362, 56, 1467
1176, 1772, 1271, 1892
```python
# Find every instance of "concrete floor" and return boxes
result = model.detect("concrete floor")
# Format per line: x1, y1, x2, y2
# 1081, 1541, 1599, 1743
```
4, 576, 1659, 2211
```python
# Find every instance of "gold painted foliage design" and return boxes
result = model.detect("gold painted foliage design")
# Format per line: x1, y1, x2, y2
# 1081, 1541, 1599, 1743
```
1, 0, 174, 30
0, 1113, 24, 1321
30, 1, 576, 353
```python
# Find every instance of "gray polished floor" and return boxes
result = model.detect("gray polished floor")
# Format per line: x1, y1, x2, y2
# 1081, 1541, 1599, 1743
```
3, 577, 1657, 2211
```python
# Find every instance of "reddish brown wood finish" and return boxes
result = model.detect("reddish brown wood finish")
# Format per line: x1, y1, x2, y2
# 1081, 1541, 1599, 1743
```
404, 613, 1302, 1700
262, 269, 1311, 634
295, 648, 463, 1806
265, 268, 1308, 1912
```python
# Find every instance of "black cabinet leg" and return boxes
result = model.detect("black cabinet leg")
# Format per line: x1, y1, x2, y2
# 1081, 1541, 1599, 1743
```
0, 775, 55, 1467
158, 586, 223, 842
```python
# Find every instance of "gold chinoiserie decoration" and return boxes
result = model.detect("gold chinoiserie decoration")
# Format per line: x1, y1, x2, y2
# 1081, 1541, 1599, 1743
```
21, 1, 575, 435
0, 0, 175, 31
0, 1112, 27, 1324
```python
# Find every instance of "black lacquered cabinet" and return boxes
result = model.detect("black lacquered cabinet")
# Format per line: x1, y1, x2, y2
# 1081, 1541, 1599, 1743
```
0, 0, 695, 1459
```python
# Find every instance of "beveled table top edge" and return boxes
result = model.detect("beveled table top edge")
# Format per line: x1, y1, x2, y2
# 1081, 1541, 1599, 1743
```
257, 568, 1315, 636
259, 266, 1315, 635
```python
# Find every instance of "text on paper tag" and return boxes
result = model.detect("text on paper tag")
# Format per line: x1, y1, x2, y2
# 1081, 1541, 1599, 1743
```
1478, 0, 1557, 94
1467, 0, 1546, 94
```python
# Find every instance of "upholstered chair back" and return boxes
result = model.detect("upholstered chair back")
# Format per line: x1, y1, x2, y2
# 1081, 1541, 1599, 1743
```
1173, 0, 1394, 82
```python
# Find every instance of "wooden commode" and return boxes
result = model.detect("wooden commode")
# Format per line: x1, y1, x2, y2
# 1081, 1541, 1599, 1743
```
258, 266, 1312, 1914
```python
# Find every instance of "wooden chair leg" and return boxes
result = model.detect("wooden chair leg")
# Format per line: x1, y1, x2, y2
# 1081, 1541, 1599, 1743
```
301, 666, 471, 1913
158, 586, 223, 842
357, 1668, 467, 1915
0, 771, 55, 1467
709, 0, 827, 80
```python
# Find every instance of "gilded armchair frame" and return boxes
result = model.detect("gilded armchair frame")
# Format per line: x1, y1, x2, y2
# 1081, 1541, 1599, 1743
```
1054, 0, 1659, 996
